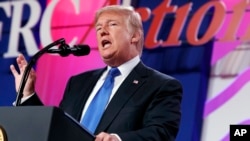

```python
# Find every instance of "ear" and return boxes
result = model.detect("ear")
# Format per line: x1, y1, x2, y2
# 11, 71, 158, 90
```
131, 31, 140, 43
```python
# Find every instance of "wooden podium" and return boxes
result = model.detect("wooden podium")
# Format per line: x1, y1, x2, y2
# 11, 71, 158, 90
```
0, 106, 95, 141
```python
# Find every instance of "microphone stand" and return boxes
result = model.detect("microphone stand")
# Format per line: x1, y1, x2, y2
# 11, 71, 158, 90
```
15, 38, 66, 106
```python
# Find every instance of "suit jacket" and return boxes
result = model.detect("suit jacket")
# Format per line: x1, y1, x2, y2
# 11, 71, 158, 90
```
24, 62, 182, 141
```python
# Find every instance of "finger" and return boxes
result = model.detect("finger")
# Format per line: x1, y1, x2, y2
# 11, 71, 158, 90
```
17, 54, 27, 68
20, 60, 27, 72
17, 56, 28, 73
95, 132, 115, 141
28, 69, 36, 80
95, 132, 105, 141
19, 54, 28, 64
16, 56, 23, 70
10, 64, 19, 77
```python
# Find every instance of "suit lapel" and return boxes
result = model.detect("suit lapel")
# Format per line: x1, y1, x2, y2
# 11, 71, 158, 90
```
74, 68, 107, 121
95, 62, 148, 133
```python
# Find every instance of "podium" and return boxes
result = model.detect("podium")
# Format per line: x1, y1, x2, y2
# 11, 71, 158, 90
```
0, 106, 95, 141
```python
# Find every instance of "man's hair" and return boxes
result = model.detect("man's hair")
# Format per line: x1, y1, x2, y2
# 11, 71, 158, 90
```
95, 5, 144, 54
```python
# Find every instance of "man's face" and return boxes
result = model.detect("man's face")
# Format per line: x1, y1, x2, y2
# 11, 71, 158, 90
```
95, 11, 139, 66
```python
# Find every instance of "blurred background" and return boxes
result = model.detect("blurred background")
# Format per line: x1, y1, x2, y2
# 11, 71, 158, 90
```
1, 0, 250, 140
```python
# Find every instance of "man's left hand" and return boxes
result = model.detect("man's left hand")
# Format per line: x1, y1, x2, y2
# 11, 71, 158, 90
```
95, 132, 120, 141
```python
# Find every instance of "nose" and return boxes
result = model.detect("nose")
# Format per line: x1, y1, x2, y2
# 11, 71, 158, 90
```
100, 26, 108, 36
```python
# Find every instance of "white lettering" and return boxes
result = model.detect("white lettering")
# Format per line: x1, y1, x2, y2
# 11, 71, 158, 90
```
40, 0, 78, 48
0, 22, 2, 40
71, 0, 80, 14
234, 129, 241, 136
241, 129, 247, 136
234, 129, 247, 136
4, 0, 41, 58
39, 0, 63, 57
40, 0, 59, 47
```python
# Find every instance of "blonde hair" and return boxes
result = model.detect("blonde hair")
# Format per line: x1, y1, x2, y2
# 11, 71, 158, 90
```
95, 5, 144, 54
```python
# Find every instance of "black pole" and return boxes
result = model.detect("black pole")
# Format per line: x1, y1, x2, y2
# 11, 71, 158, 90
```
15, 38, 65, 106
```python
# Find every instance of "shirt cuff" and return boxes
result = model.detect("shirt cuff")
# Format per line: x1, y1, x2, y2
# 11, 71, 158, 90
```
111, 133, 122, 141
12, 93, 35, 106
21, 94, 34, 102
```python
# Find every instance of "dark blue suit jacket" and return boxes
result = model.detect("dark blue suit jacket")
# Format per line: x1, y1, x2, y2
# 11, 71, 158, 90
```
24, 62, 183, 141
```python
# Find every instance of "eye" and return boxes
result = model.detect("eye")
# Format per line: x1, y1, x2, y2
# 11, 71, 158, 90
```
96, 26, 101, 31
109, 22, 117, 26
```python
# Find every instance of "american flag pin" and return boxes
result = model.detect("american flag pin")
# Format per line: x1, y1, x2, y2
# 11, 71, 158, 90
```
133, 80, 139, 84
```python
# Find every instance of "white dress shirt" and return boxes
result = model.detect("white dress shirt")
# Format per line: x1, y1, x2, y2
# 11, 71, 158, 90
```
80, 55, 140, 120
80, 55, 140, 141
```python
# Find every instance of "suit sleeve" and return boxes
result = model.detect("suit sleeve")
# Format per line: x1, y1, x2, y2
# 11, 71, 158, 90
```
20, 93, 43, 106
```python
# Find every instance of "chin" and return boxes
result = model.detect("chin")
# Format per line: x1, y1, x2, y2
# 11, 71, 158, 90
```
103, 58, 117, 66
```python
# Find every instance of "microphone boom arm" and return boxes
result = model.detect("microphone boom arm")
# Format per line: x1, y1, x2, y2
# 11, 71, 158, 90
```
15, 38, 66, 106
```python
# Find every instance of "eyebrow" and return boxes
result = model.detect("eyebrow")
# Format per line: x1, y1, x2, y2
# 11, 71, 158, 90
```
95, 19, 119, 27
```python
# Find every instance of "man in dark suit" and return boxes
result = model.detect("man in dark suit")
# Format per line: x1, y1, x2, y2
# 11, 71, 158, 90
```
10, 5, 183, 141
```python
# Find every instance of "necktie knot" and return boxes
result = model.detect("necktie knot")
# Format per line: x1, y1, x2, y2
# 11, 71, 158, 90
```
108, 67, 120, 78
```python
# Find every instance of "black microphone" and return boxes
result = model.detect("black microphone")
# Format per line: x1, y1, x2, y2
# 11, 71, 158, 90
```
47, 44, 90, 57
15, 38, 91, 106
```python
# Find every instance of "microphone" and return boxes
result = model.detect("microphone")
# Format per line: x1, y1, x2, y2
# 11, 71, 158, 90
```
47, 44, 90, 57
15, 38, 91, 106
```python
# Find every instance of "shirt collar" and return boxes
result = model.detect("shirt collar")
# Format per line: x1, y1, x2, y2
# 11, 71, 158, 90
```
107, 55, 140, 77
